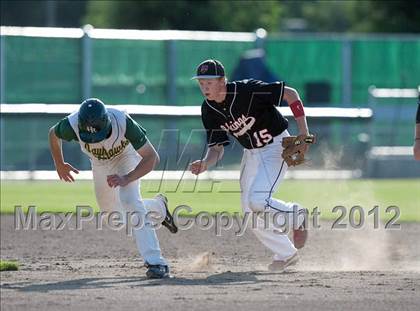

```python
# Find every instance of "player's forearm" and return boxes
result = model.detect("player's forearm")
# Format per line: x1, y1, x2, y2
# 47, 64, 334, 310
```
295, 116, 309, 135
284, 87, 310, 135
125, 153, 159, 183
203, 145, 224, 167
48, 127, 65, 167
283, 86, 300, 104
415, 101, 420, 139
414, 124, 420, 160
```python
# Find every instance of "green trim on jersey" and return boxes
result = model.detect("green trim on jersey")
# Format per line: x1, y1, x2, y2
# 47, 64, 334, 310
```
54, 117, 78, 141
125, 114, 148, 150
54, 114, 147, 149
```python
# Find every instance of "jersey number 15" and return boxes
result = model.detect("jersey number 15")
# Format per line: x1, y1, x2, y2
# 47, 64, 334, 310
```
253, 129, 273, 147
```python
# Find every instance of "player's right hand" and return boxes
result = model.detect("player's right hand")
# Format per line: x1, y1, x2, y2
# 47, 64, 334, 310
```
55, 162, 79, 182
189, 160, 208, 175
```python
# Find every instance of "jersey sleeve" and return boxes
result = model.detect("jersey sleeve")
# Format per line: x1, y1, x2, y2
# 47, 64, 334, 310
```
125, 114, 148, 150
53, 117, 78, 141
201, 105, 230, 147
245, 79, 285, 107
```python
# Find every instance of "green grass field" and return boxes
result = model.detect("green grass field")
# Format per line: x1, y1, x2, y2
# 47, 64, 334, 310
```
0, 260, 19, 271
1, 179, 419, 221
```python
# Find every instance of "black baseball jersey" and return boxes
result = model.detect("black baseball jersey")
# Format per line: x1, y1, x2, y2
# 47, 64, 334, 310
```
201, 79, 288, 149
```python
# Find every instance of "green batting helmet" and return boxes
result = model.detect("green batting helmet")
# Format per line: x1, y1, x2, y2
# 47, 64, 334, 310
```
78, 98, 112, 143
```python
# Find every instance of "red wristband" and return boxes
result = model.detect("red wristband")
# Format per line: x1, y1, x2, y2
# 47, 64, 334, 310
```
289, 100, 305, 118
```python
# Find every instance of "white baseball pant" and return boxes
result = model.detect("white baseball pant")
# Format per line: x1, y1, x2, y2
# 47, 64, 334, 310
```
240, 130, 306, 261
91, 152, 167, 266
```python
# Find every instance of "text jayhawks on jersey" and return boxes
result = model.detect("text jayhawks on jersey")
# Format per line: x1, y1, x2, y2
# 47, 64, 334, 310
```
84, 140, 130, 160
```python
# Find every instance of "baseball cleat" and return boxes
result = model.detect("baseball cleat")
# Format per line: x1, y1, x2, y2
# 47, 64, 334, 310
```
268, 252, 299, 271
293, 219, 308, 249
145, 263, 170, 279
155, 193, 178, 233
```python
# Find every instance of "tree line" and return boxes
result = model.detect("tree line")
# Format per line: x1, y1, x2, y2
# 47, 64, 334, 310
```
2, 0, 420, 33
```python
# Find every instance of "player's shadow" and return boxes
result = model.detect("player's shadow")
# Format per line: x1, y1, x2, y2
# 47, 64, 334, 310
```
1, 271, 293, 292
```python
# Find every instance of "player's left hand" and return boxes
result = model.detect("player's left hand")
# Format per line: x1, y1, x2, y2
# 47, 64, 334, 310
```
282, 134, 315, 166
107, 174, 130, 187
298, 132, 311, 154
297, 141, 310, 155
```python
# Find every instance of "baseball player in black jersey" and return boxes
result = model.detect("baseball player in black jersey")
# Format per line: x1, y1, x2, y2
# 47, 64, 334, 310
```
414, 91, 420, 160
190, 59, 312, 270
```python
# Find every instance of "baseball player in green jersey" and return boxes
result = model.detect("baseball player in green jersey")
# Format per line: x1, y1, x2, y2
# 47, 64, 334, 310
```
48, 98, 177, 279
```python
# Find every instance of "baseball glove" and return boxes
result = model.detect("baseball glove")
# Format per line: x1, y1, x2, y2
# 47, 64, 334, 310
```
282, 134, 316, 166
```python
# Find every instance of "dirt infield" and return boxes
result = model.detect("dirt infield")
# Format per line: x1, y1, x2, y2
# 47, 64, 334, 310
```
1, 215, 419, 311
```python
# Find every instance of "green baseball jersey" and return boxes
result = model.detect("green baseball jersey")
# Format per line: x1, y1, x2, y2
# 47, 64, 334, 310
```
54, 113, 148, 150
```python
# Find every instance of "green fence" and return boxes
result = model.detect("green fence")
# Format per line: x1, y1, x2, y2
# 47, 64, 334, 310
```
0, 112, 370, 171
265, 36, 420, 106
351, 39, 420, 104
265, 38, 343, 104
0, 29, 419, 171
2, 30, 419, 106
4, 36, 82, 103
92, 39, 167, 105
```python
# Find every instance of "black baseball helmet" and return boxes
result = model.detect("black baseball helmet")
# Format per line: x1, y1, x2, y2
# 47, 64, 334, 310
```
78, 98, 112, 143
